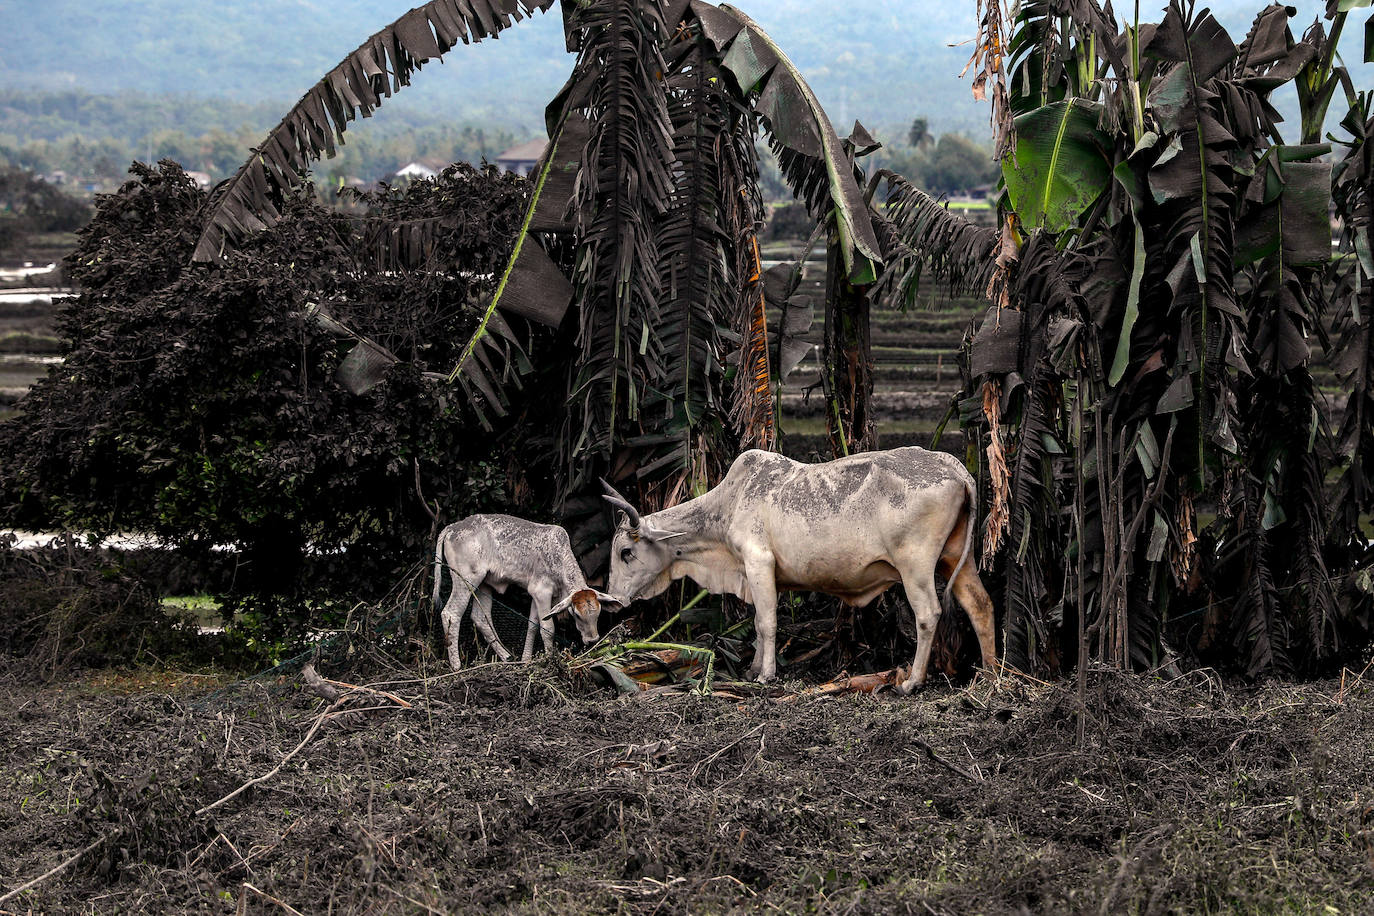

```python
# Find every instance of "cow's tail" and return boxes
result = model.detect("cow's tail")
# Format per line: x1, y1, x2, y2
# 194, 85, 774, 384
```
432, 533, 447, 616
942, 477, 977, 616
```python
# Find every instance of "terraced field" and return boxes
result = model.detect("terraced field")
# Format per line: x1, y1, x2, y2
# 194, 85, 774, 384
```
765, 254, 983, 460
0, 284, 65, 422
762, 242, 1351, 464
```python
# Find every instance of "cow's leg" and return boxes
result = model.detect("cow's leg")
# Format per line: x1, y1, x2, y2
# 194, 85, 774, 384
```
942, 555, 998, 679
742, 553, 780, 683
525, 585, 554, 662
470, 585, 513, 662
894, 552, 943, 695
438, 563, 482, 671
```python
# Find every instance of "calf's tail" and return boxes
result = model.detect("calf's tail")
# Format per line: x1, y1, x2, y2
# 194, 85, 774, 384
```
942, 478, 977, 616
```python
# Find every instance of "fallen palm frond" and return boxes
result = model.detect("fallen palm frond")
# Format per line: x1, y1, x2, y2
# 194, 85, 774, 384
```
577, 641, 717, 694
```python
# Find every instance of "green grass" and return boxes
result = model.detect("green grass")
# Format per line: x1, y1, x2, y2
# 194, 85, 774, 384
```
161, 595, 223, 629
782, 416, 944, 436
0, 333, 61, 354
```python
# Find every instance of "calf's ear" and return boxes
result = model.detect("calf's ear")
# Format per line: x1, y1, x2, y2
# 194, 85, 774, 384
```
543, 595, 573, 620
592, 590, 623, 608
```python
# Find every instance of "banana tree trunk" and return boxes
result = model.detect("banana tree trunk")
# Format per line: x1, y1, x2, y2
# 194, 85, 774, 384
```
823, 231, 875, 455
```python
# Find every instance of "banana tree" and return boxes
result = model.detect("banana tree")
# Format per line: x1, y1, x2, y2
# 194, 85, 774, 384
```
882, 0, 1373, 677
192, 0, 887, 557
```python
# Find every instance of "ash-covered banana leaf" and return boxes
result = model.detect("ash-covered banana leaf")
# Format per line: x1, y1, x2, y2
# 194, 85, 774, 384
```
696, 2, 883, 285
193, 0, 556, 264
441, 120, 583, 424
559, 0, 677, 487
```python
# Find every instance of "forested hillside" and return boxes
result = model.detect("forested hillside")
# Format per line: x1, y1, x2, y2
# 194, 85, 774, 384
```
0, 0, 989, 142
3, 0, 1364, 141
2, 0, 1364, 186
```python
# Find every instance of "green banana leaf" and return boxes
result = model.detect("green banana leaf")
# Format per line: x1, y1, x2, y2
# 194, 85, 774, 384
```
1003, 98, 1112, 234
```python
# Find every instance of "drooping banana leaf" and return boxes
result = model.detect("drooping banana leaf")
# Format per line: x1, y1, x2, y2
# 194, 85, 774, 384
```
439, 113, 582, 424
870, 169, 999, 306
762, 257, 815, 381
696, 2, 883, 285
192, 0, 556, 264
1003, 99, 1113, 234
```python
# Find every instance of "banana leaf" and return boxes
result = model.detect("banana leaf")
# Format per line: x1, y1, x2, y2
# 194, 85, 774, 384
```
701, 2, 883, 285
193, 0, 556, 264
1003, 99, 1112, 234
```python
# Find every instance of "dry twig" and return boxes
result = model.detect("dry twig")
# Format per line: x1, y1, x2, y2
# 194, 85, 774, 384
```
237, 881, 307, 916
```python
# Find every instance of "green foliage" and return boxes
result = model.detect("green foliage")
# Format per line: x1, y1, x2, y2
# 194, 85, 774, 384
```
0, 161, 537, 644
878, 134, 1001, 197
1002, 100, 1111, 233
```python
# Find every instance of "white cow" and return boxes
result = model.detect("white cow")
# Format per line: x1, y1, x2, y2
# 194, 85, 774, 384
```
432, 514, 619, 669
601, 448, 997, 694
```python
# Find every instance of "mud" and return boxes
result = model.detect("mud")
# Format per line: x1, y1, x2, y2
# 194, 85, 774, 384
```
2, 659, 1372, 914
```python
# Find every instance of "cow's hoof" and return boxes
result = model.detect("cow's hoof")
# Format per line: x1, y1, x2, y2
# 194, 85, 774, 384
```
752, 671, 775, 685
894, 678, 923, 697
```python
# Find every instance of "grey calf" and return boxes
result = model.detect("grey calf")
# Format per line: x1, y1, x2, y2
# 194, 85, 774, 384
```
432, 514, 617, 669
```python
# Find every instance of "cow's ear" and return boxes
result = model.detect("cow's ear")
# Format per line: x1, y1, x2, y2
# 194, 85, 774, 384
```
615, 510, 632, 530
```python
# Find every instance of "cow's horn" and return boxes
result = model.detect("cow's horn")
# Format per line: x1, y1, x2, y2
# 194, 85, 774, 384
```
599, 478, 641, 529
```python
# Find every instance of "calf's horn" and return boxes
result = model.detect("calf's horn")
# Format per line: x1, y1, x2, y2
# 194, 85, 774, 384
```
599, 477, 642, 529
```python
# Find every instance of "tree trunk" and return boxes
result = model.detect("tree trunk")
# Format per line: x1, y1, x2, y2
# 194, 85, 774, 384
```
823, 232, 875, 455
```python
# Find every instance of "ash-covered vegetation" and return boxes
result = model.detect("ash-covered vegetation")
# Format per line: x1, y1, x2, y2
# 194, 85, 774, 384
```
0, 161, 566, 652
1, 660, 1372, 914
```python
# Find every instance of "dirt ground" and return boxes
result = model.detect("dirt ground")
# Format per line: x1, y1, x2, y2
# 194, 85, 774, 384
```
2, 656, 1372, 915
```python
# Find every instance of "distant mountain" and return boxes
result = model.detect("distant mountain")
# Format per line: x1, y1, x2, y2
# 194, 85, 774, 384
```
1, 1, 1367, 149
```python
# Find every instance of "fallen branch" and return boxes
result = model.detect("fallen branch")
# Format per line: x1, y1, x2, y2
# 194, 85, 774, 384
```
0, 834, 108, 906
301, 663, 412, 708
237, 881, 307, 916
908, 737, 985, 783
196, 697, 343, 817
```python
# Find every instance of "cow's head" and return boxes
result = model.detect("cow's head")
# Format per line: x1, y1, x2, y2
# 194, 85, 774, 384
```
543, 587, 621, 645
601, 479, 684, 604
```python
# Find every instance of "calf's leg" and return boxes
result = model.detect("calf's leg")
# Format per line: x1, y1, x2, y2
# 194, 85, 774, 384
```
470, 586, 512, 662
525, 586, 554, 662
521, 603, 540, 661
438, 564, 482, 670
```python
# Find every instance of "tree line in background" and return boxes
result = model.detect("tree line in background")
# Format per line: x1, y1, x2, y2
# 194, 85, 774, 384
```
0, 105, 521, 188
0, 88, 993, 200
